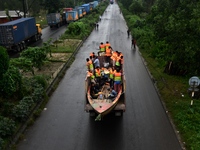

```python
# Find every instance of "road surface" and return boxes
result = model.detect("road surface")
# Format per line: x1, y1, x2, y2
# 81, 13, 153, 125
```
17, 3, 182, 150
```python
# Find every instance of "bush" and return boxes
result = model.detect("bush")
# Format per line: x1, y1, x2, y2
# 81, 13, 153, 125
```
0, 65, 22, 98
0, 46, 9, 78
0, 116, 16, 137
0, 137, 4, 149
12, 96, 34, 121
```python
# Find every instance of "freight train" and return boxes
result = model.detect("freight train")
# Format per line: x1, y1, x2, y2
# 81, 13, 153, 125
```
46, 1, 99, 28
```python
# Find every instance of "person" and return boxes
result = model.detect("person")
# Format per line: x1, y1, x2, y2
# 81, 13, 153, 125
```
90, 52, 95, 58
99, 15, 102, 21
98, 42, 105, 56
90, 82, 100, 98
93, 56, 100, 68
87, 70, 96, 83
95, 66, 102, 86
108, 88, 117, 99
105, 46, 112, 64
127, 29, 130, 38
96, 22, 99, 30
105, 41, 111, 49
113, 69, 122, 93
110, 50, 118, 67
131, 38, 136, 50
86, 58, 94, 72
109, 67, 115, 88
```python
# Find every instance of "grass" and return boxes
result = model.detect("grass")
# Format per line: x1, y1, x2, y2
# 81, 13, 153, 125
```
140, 50, 200, 150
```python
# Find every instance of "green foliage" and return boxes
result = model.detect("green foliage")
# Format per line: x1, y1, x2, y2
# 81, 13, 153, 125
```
129, 0, 144, 15
33, 75, 48, 89
0, 65, 22, 98
66, 21, 90, 38
1, 102, 14, 116
10, 57, 34, 75
0, 46, 9, 78
0, 137, 4, 150
12, 96, 34, 121
21, 77, 46, 98
149, 0, 200, 75
20, 47, 47, 71
0, 116, 16, 137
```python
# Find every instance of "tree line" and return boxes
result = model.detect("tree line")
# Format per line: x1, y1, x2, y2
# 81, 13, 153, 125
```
119, 0, 200, 76
0, 0, 89, 15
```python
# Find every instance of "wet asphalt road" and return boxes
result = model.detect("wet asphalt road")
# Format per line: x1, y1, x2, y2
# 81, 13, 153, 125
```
17, 3, 182, 150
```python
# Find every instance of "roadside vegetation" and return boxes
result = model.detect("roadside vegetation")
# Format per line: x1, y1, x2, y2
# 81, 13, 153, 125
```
118, 0, 200, 149
0, 1, 108, 149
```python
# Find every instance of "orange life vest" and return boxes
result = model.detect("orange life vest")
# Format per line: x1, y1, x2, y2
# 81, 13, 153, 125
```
105, 43, 111, 49
106, 48, 112, 56
99, 44, 105, 52
114, 72, 122, 81
95, 69, 101, 77
111, 51, 117, 60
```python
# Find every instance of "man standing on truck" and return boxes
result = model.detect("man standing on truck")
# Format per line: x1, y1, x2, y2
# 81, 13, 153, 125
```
98, 42, 105, 56
86, 58, 94, 72
93, 56, 100, 68
113, 69, 122, 93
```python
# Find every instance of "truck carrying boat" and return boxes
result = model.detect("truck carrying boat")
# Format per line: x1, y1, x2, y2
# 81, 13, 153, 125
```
85, 50, 126, 121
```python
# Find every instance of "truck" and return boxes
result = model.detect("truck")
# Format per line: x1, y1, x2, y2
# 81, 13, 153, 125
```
73, 8, 83, 18
46, 13, 65, 28
81, 4, 90, 14
65, 11, 79, 23
0, 17, 42, 51
85, 54, 126, 120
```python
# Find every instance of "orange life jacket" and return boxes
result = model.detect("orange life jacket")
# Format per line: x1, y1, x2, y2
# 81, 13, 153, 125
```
114, 72, 122, 81
111, 51, 117, 60
87, 71, 95, 79
89, 60, 94, 70
106, 48, 112, 56
95, 69, 101, 77
99, 44, 105, 52
105, 43, 111, 49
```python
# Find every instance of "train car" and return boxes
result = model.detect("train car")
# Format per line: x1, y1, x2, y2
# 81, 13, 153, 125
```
81, 4, 90, 14
65, 11, 79, 23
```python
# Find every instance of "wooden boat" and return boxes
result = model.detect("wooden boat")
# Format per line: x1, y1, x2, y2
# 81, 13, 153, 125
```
85, 55, 126, 121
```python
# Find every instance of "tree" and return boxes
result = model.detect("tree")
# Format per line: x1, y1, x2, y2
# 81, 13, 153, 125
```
0, 46, 9, 78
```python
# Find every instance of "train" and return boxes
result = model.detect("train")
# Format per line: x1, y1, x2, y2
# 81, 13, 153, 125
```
46, 1, 99, 28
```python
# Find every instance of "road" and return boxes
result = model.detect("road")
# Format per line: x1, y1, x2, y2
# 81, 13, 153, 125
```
17, 3, 182, 150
